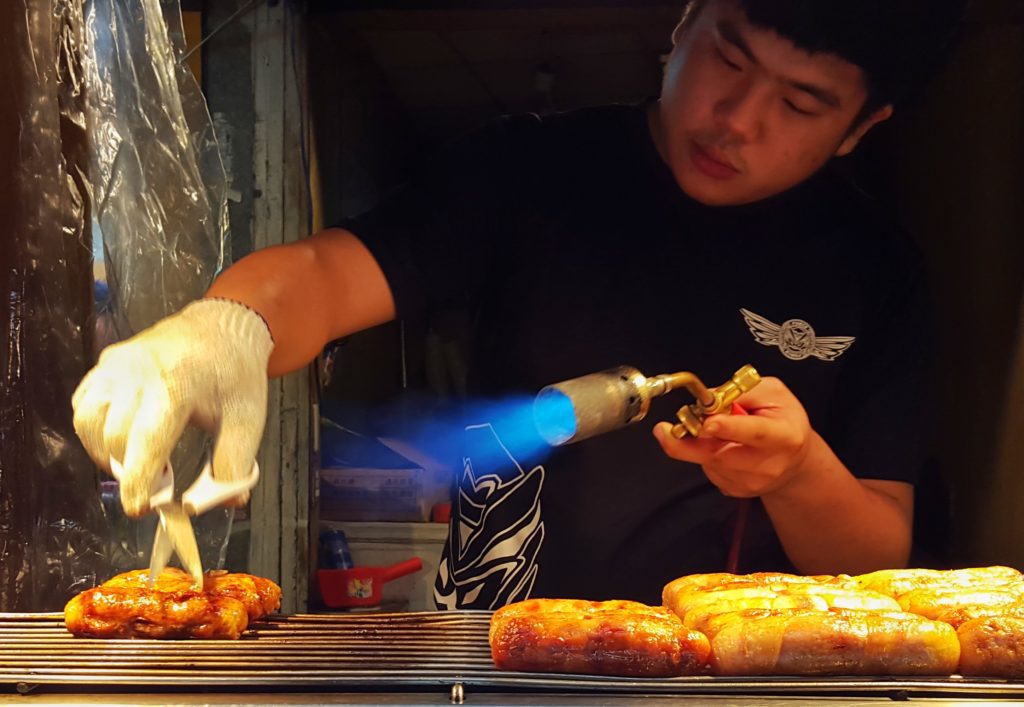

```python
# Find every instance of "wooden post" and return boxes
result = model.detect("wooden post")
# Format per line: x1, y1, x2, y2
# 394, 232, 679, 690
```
248, 0, 314, 614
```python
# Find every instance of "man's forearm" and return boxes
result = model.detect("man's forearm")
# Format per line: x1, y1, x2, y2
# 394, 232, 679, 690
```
761, 432, 913, 575
205, 228, 395, 377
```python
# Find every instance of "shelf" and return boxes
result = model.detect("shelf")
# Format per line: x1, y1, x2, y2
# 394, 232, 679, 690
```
321, 519, 449, 544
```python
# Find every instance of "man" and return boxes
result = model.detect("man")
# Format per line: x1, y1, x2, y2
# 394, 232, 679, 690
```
72, 0, 965, 607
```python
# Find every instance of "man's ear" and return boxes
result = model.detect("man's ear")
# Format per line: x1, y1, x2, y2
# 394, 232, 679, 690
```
835, 104, 894, 157
671, 1, 704, 45
671, 19, 686, 45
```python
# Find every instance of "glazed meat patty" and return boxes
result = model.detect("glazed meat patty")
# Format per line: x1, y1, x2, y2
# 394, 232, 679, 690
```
64, 568, 281, 639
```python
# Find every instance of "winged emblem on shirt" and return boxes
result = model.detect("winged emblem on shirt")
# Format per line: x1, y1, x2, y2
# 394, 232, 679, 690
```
740, 308, 855, 362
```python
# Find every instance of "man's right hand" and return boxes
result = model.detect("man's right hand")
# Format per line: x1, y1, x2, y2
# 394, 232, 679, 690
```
72, 298, 274, 517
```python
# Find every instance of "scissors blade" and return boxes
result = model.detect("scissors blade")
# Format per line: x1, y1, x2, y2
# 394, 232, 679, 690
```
148, 513, 176, 584
155, 504, 204, 589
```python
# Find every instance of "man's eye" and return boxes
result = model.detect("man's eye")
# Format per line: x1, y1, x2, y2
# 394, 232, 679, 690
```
784, 99, 817, 117
716, 47, 742, 70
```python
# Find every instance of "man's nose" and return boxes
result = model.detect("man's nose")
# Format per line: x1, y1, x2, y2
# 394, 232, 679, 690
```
714, 82, 766, 143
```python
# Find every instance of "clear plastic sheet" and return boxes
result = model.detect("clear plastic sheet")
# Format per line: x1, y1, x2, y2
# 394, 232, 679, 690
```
83, 0, 233, 578
85, 0, 227, 337
0, 0, 230, 610
1, 0, 107, 612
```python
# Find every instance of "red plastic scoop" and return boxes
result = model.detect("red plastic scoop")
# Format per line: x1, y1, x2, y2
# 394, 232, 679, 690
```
318, 557, 423, 608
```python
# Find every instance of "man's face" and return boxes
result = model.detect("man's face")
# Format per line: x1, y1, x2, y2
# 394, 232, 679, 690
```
652, 0, 890, 206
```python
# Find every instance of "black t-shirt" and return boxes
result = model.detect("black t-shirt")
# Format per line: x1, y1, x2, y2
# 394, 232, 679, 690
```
343, 103, 933, 608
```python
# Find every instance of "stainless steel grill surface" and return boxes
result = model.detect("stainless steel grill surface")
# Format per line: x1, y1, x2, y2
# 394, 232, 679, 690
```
2, 611, 1023, 698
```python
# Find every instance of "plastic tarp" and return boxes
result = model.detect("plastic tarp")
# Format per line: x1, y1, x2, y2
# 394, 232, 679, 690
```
0, 0, 229, 611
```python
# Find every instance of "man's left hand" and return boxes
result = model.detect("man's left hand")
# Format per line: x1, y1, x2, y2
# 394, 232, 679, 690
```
652, 376, 815, 497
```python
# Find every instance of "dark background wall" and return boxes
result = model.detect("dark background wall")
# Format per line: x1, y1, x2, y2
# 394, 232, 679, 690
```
301, 2, 1024, 568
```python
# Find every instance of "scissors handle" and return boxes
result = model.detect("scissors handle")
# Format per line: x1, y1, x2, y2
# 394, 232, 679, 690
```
182, 459, 260, 516
108, 458, 174, 509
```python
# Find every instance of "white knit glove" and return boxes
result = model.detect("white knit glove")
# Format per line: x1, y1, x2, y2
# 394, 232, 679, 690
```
72, 299, 274, 517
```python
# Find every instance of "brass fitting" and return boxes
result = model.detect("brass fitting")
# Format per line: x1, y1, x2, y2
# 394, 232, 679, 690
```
670, 364, 761, 439
535, 363, 760, 446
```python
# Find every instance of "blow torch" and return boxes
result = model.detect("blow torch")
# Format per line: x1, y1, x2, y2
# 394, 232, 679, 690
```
534, 364, 761, 446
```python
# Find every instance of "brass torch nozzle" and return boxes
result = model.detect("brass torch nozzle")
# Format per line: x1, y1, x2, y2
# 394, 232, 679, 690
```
534, 363, 760, 446
670, 364, 761, 439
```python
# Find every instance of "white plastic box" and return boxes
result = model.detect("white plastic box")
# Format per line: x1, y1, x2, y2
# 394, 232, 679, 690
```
319, 466, 427, 522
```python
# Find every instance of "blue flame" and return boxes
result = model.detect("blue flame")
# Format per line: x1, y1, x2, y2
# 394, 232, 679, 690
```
427, 394, 563, 471
321, 391, 578, 481
532, 388, 577, 446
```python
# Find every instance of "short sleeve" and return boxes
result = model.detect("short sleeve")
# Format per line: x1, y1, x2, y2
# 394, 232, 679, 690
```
337, 114, 542, 322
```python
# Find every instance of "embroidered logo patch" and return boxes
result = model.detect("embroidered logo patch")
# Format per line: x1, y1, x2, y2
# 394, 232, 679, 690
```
740, 308, 855, 362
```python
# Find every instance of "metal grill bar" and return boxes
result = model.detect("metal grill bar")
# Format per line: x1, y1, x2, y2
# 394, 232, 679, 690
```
1, 612, 1023, 698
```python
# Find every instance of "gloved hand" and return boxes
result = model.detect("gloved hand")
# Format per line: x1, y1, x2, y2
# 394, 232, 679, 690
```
72, 298, 274, 517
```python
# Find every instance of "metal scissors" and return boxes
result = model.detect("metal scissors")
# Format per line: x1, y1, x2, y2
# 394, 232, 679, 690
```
109, 456, 260, 589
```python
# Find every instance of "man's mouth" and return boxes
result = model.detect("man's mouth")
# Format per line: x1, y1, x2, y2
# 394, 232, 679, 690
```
689, 141, 741, 180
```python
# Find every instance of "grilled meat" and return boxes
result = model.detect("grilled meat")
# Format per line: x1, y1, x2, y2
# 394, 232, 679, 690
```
956, 615, 1024, 678
854, 566, 1024, 677
701, 607, 960, 676
666, 582, 900, 633
853, 566, 1023, 598
662, 571, 841, 607
489, 598, 710, 677
64, 568, 281, 639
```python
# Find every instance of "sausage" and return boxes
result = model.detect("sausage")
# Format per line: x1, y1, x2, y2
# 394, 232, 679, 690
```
938, 604, 1024, 629
672, 585, 900, 635
855, 566, 1023, 599
674, 587, 826, 634
703, 608, 960, 676
489, 598, 710, 677
956, 615, 1024, 678
662, 572, 837, 607
899, 586, 1023, 620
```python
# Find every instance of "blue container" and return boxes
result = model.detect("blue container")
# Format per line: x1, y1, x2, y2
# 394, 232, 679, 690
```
318, 529, 354, 570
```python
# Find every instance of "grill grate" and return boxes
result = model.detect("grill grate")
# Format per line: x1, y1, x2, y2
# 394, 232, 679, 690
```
1, 611, 1022, 698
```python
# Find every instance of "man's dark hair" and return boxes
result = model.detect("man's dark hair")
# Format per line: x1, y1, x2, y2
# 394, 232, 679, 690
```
680, 0, 969, 115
